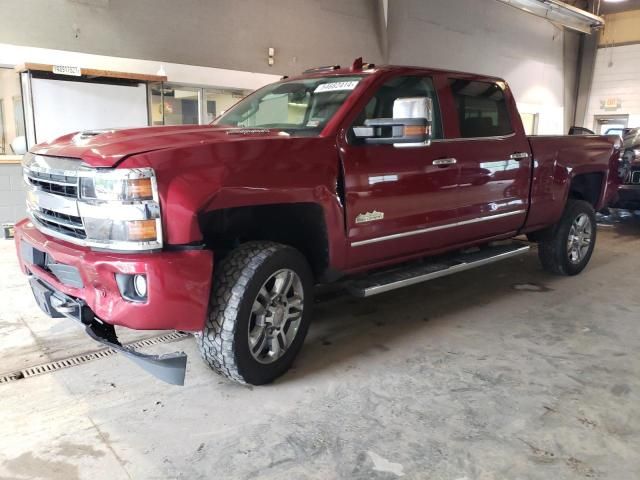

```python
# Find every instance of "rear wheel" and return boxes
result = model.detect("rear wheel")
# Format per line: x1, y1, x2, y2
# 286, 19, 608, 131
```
538, 199, 597, 276
197, 241, 314, 385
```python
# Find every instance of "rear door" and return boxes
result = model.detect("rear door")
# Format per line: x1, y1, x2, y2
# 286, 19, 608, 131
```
443, 77, 532, 241
339, 74, 460, 268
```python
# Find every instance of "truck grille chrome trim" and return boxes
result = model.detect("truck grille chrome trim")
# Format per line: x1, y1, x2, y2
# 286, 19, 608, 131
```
30, 207, 86, 239
351, 209, 527, 247
24, 169, 79, 198
22, 153, 163, 251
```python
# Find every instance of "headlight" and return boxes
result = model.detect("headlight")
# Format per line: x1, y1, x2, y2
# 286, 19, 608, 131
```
80, 169, 155, 201
77, 167, 162, 251
83, 218, 159, 243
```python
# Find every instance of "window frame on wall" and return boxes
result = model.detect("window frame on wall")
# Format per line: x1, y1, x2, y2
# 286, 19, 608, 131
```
18, 65, 162, 149
148, 82, 250, 126
593, 114, 629, 135
203, 87, 246, 123
0, 66, 27, 156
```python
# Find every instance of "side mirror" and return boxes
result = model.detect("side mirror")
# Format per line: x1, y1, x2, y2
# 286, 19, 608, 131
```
353, 97, 433, 147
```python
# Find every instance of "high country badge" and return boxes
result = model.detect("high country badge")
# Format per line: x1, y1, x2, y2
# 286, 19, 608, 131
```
355, 211, 385, 224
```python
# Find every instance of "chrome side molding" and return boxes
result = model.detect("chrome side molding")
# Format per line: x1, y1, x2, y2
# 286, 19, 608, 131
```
351, 209, 526, 247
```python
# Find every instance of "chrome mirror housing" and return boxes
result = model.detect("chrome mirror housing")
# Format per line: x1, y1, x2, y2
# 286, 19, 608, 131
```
392, 97, 433, 147
352, 96, 433, 147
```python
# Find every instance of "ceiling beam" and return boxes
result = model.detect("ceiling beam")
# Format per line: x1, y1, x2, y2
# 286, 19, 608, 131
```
495, 0, 605, 33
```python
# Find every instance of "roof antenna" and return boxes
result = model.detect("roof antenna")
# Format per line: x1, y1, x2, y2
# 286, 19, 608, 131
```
352, 57, 364, 70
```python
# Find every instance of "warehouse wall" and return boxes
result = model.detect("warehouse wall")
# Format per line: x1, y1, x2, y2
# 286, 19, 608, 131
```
0, 0, 385, 75
0, 163, 25, 225
0, 0, 587, 224
386, 0, 567, 134
0, 43, 281, 91
0, 0, 578, 135
599, 9, 640, 47
584, 43, 640, 130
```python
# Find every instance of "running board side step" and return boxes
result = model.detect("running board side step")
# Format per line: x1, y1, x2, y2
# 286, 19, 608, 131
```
348, 242, 530, 297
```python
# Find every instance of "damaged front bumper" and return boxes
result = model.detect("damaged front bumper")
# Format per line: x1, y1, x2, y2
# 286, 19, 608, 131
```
28, 276, 188, 385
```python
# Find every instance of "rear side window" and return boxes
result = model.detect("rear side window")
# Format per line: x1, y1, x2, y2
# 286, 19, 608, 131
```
449, 79, 513, 138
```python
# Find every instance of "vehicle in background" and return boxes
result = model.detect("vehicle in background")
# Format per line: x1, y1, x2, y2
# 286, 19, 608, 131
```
605, 127, 634, 138
568, 126, 634, 138
612, 128, 640, 211
14, 59, 621, 386
569, 126, 595, 136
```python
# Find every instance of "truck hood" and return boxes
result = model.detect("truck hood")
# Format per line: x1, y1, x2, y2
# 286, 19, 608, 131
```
31, 125, 289, 167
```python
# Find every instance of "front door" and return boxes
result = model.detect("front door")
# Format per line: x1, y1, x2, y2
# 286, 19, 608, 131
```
340, 75, 460, 268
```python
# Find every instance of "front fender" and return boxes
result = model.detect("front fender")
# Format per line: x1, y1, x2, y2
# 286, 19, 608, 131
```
121, 137, 349, 270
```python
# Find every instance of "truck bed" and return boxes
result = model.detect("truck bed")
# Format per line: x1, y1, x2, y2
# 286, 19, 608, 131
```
524, 134, 620, 232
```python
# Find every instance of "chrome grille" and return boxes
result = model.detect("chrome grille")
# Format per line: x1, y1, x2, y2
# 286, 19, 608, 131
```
25, 170, 78, 198
24, 155, 87, 242
30, 207, 86, 239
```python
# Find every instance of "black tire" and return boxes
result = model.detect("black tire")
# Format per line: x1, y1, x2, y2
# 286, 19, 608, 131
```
538, 199, 597, 276
197, 241, 314, 385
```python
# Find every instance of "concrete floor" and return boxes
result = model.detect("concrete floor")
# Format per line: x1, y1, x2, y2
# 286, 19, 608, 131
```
1, 220, 639, 480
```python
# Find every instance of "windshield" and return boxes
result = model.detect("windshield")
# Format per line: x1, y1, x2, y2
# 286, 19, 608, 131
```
214, 75, 364, 135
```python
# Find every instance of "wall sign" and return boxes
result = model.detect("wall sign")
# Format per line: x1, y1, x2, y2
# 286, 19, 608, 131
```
52, 65, 82, 77
601, 97, 621, 110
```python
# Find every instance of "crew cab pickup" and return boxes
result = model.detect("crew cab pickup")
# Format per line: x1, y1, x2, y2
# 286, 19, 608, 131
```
14, 59, 620, 385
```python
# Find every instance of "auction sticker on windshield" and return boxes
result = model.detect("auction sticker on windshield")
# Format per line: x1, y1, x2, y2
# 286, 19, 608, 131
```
315, 81, 360, 93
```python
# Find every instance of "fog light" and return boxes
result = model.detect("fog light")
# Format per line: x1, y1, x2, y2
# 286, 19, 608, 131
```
115, 273, 148, 303
133, 274, 147, 298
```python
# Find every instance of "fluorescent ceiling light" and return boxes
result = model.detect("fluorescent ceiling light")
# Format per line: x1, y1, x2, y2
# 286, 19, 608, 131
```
495, 0, 605, 33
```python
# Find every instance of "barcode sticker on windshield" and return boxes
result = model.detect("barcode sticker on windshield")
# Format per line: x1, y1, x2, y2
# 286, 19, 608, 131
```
315, 81, 359, 93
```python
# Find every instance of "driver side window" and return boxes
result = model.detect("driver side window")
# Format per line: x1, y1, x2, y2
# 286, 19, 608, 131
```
352, 76, 443, 140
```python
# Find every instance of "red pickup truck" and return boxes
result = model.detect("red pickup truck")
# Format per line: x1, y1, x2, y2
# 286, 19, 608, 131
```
15, 59, 620, 385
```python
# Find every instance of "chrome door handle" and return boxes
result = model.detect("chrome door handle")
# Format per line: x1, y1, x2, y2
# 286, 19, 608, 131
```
510, 152, 530, 160
433, 158, 457, 166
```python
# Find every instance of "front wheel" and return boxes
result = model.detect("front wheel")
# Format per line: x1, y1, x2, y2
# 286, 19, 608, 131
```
538, 199, 597, 276
197, 241, 314, 385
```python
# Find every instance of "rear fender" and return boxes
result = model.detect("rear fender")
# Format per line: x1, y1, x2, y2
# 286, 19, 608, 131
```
524, 137, 619, 232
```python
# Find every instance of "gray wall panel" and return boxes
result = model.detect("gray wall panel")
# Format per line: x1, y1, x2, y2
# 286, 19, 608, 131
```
0, 164, 25, 224
0, 0, 384, 75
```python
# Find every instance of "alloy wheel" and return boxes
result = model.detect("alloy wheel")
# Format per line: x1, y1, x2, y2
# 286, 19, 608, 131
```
248, 269, 304, 364
567, 213, 592, 264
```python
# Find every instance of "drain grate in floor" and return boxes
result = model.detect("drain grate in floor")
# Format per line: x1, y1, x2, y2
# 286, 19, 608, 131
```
0, 331, 188, 385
